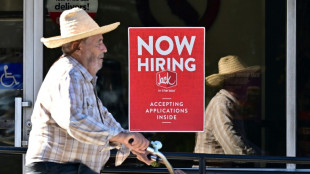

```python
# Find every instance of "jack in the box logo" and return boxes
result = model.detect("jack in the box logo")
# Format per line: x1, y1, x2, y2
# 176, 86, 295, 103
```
156, 70, 177, 88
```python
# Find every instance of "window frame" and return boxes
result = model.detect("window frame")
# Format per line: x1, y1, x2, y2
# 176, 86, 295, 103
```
286, 0, 297, 169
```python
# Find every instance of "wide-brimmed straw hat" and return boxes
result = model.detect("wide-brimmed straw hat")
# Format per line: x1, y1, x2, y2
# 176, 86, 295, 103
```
41, 8, 120, 48
205, 55, 260, 86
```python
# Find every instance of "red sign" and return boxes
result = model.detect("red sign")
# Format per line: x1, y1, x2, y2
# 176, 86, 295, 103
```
129, 27, 205, 132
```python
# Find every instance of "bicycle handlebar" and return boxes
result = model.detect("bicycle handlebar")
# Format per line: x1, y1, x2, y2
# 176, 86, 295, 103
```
146, 146, 175, 174
128, 138, 175, 174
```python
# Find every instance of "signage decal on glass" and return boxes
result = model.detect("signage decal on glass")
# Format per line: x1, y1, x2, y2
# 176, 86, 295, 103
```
129, 27, 205, 132
46, 0, 98, 25
0, 63, 22, 89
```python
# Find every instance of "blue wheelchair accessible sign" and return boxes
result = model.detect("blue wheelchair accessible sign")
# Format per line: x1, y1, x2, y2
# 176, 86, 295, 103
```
0, 63, 22, 89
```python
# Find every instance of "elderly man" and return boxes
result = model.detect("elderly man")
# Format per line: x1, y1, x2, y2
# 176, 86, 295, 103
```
25, 8, 151, 174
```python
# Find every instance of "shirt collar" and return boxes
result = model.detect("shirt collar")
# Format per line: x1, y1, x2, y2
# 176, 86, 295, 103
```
68, 56, 96, 83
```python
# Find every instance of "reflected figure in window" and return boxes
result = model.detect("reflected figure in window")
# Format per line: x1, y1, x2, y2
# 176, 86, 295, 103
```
194, 55, 261, 155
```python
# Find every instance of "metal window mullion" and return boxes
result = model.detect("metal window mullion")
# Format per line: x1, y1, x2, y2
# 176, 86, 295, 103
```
23, 0, 35, 174
33, 0, 43, 100
23, 0, 35, 141
286, 0, 297, 170
22, 0, 43, 145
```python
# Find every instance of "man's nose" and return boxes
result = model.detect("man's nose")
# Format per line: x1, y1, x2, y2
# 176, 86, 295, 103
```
102, 43, 107, 53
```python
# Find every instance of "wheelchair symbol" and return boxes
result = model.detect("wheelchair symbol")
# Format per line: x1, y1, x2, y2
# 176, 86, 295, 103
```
1, 65, 20, 87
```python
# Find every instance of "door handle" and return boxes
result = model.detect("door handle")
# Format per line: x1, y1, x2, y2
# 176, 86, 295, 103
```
15, 97, 32, 147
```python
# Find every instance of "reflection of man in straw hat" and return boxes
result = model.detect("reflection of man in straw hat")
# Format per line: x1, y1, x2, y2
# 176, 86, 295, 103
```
25, 8, 152, 173
194, 55, 260, 156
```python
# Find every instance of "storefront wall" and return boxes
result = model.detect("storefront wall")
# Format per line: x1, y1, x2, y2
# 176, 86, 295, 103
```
0, 0, 308, 173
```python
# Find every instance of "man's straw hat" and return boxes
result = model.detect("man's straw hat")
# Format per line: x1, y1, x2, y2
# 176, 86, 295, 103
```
41, 8, 120, 48
205, 55, 260, 86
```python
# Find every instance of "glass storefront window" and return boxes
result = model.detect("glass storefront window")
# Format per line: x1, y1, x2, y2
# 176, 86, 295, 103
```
42, 0, 289, 168
0, 1, 23, 173
0, 0, 23, 146
297, 0, 310, 168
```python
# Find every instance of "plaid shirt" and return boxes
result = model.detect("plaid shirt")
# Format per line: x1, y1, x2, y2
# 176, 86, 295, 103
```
26, 56, 130, 173
194, 89, 256, 155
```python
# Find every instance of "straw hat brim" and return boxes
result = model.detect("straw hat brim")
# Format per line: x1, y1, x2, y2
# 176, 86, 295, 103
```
41, 22, 120, 48
205, 65, 260, 86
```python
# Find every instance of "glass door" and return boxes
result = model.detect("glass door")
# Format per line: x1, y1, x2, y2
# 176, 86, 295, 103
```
0, 1, 24, 173
0, 0, 23, 147
0, 0, 43, 173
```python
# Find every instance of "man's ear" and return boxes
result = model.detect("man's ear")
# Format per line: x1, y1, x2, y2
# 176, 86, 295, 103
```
72, 41, 81, 51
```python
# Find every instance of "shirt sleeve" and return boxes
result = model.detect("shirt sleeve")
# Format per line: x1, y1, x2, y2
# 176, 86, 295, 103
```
212, 98, 256, 155
50, 70, 123, 146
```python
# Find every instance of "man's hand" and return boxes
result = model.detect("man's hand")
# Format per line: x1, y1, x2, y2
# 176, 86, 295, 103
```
110, 132, 149, 153
131, 150, 153, 165
124, 132, 149, 153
